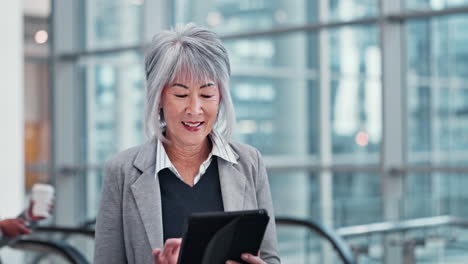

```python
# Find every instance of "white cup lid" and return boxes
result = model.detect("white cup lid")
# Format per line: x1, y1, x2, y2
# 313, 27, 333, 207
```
32, 183, 55, 193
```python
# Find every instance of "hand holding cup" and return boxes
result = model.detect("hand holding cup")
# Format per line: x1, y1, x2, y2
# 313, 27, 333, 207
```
30, 183, 55, 219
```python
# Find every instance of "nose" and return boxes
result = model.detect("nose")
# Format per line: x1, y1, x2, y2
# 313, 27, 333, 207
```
186, 95, 202, 115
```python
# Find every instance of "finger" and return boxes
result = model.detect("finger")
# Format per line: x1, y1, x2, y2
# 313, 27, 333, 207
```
225, 261, 241, 264
163, 238, 181, 256
27, 201, 43, 220
12, 219, 25, 227
160, 242, 175, 261
165, 238, 182, 248
152, 249, 161, 264
28, 200, 34, 215
172, 241, 181, 262
152, 248, 161, 257
16, 223, 32, 235
241, 253, 265, 264
15, 218, 26, 224
168, 238, 182, 255
10, 223, 29, 236
161, 239, 182, 264
30, 215, 46, 221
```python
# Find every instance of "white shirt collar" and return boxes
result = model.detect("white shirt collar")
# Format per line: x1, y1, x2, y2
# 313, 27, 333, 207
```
154, 130, 237, 184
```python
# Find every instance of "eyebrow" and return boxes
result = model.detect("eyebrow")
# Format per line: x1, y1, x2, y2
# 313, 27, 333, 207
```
200, 83, 215, 88
172, 82, 215, 89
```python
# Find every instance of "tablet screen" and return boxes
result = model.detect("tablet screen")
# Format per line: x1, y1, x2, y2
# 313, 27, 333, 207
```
177, 209, 269, 264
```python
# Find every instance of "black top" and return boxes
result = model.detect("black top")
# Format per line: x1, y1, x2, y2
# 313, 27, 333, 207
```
158, 157, 224, 241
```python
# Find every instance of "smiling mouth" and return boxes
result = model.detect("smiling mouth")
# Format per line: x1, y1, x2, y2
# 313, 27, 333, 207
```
182, 121, 204, 127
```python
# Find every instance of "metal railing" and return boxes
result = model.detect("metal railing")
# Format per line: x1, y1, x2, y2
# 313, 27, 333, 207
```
337, 215, 468, 238
276, 217, 356, 264
336, 215, 468, 264
6, 239, 89, 264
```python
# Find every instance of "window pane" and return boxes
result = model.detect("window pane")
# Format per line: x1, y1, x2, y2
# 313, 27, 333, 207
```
329, 0, 378, 21
406, 0, 468, 10
174, 0, 318, 34
84, 0, 144, 49
277, 224, 345, 263
333, 172, 382, 227
231, 77, 319, 156
407, 16, 468, 165
269, 171, 319, 218
79, 51, 145, 218
225, 32, 320, 156
403, 173, 468, 219
329, 25, 381, 164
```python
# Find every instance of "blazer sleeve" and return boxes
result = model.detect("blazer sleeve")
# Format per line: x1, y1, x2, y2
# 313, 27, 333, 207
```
94, 159, 127, 264
255, 149, 281, 264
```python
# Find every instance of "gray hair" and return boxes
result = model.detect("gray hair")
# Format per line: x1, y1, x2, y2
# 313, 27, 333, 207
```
143, 23, 236, 141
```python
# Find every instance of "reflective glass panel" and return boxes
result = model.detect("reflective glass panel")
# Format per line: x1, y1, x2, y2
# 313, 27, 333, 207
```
173, 0, 318, 34
407, 15, 468, 165
276, 225, 345, 263
84, 0, 144, 49
329, 0, 378, 21
403, 173, 468, 219
79, 51, 145, 218
333, 172, 383, 227
225, 32, 320, 156
407, 0, 468, 10
269, 171, 319, 218
329, 25, 381, 164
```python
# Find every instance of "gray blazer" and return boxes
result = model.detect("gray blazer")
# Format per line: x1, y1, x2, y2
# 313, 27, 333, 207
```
94, 138, 281, 264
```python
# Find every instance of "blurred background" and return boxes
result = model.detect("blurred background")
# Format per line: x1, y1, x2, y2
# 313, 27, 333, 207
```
2, 0, 468, 263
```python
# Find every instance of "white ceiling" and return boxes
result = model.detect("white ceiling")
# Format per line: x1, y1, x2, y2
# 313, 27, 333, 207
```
23, 0, 50, 17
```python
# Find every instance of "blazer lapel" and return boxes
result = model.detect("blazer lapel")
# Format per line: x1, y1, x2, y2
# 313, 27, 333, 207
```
130, 138, 164, 249
128, 137, 246, 249
218, 158, 246, 211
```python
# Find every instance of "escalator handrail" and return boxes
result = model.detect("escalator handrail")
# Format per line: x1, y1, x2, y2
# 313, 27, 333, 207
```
34, 226, 95, 238
7, 238, 89, 264
31, 217, 355, 264
276, 217, 356, 264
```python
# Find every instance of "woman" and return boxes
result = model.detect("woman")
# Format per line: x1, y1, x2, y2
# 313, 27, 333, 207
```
94, 24, 280, 264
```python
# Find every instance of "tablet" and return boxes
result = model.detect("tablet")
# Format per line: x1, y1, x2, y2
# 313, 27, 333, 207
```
177, 209, 270, 264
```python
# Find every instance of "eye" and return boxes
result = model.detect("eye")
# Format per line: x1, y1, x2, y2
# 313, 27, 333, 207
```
175, 94, 188, 98
201, 95, 214, 98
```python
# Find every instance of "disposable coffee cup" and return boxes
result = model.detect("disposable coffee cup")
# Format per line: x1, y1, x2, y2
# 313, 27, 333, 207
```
31, 183, 55, 218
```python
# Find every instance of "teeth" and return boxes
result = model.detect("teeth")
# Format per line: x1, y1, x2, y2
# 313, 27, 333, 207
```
183, 122, 202, 127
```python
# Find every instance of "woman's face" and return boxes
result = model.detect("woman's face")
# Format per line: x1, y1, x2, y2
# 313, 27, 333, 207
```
161, 78, 220, 147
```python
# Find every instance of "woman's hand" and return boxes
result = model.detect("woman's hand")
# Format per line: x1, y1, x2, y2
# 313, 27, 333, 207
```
226, 253, 265, 264
152, 238, 182, 264
0, 218, 32, 238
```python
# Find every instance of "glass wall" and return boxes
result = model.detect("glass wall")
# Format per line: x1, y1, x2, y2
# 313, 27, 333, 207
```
52, 0, 468, 225
50, 0, 468, 263
406, 14, 468, 222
